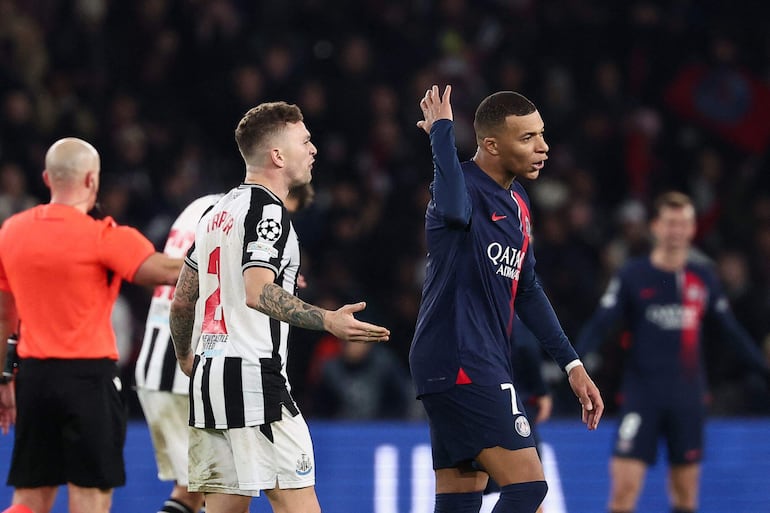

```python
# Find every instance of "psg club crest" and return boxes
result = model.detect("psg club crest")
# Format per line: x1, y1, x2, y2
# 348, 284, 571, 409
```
514, 416, 531, 438
256, 218, 282, 242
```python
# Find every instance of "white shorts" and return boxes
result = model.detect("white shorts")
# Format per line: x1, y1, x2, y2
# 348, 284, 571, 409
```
188, 406, 315, 496
136, 388, 191, 486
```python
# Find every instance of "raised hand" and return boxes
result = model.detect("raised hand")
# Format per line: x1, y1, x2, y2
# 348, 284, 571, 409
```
417, 84, 453, 134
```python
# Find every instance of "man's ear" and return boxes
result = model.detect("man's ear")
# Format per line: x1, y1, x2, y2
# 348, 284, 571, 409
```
42, 170, 51, 189
85, 170, 96, 188
482, 137, 499, 156
270, 147, 285, 168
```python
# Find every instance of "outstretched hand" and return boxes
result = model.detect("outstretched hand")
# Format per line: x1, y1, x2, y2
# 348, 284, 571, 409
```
417, 84, 453, 134
567, 364, 604, 430
324, 302, 390, 344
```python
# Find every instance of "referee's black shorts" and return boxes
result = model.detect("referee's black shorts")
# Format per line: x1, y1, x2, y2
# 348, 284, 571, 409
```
8, 358, 127, 489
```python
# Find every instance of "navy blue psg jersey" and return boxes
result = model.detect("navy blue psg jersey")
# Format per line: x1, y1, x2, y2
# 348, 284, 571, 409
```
409, 120, 578, 396
576, 256, 767, 388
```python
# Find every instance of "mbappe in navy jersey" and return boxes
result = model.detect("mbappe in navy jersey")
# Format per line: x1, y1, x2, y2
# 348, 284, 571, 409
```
576, 256, 767, 389
409, 119, 579, 397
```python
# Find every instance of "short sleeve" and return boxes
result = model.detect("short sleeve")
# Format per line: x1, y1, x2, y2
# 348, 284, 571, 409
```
185, 240, 199, 271
242, 202, 289, 275
97, 218, 155, 281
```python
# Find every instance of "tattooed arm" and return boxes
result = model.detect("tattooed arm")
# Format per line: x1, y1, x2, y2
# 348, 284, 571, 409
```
170, 264, 199, 375
244, 267, 390, 343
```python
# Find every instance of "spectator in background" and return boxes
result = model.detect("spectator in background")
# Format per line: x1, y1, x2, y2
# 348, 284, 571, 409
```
2, 0, 770, 419
312, 341, 412, 420
0, 163, 37, 223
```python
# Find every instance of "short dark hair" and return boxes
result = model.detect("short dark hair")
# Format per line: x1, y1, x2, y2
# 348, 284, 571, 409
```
652, 191, 693, 219
473, 91, 537, 140
235, 102, 303, 162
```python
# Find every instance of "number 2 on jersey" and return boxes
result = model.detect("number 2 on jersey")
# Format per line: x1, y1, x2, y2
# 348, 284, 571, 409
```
202, 247, 228, 334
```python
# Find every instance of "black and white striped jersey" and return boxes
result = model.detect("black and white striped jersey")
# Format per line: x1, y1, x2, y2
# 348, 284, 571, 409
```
185, 184, 300, 429
135, 194, 223, 395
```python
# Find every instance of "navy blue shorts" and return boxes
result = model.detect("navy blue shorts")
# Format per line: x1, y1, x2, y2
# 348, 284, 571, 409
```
420, 382, 536, 470
613, 386, 706, 465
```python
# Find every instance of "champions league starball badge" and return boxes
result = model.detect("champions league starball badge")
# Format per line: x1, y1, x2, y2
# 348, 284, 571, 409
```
256, 218, 282, 242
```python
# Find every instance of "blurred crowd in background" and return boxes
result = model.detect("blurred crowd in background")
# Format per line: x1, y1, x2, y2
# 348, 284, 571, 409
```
1, 0, 770, 419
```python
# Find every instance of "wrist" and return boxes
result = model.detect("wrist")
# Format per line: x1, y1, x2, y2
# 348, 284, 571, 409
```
0, 375, 13, 385
565, 359, 583, 375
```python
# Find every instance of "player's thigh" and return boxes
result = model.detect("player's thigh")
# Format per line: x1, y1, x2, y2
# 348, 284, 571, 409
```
137, 388, 190, 483
664, 396, 705, 465
264, 485, 321, 513
476, 446, 544, 486
189, 407, 315, 496
421, 383, 537, 476
613, 397, 661, 465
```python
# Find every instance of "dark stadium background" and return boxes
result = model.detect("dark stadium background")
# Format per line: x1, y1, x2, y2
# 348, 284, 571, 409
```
1, 1, 769, 511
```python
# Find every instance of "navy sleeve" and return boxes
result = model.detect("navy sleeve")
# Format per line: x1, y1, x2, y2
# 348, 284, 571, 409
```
706, 273, 770, 375
427, 119, 471, 226
574, 273, 628, 356
511, 318, 549, 398
515, 268, 579, 370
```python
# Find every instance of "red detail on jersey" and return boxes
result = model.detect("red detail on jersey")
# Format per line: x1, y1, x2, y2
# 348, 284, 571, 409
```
639, 287, 656, 299
455, 367, 472, 384
680, 271, 707, 378
491, 212, 507, 222
620, 331, 633, 350
202, 247, 228, 334
506, 191, 531, 337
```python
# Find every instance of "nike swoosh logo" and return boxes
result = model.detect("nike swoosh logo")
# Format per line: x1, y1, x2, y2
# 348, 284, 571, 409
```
491, 212, 507, 221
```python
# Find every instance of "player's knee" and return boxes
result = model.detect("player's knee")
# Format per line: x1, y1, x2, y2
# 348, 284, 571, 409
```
435, 491, 483, 512
492, 480, 547, 513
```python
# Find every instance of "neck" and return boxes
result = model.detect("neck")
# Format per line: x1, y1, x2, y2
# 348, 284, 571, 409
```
244, 168, 289, 201
472, 149, 514, 189
49, 191, 92, 214
650, 247, 688, 272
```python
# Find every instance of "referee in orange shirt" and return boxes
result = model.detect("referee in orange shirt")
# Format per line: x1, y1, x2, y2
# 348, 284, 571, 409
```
0, 138, 182, 513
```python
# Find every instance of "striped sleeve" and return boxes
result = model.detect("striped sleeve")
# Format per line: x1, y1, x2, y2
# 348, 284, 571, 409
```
241, 191, 290, 275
